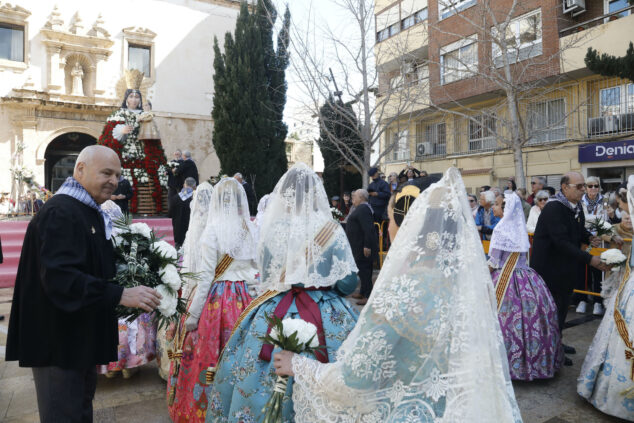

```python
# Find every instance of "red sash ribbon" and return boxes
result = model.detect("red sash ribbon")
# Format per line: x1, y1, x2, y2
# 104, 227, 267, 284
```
259, 286, 330, 363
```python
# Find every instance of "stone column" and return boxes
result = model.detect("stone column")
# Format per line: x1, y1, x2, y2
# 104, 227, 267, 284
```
46, 46, 64, 93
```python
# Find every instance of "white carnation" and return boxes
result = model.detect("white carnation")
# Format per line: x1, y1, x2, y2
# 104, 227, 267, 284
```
601, 248, 627, 265
160, 264, 182, 290
156, 284, 178, 317
277, 318, 319, 348
129, 222, 152, 239
151, 240, 177, 260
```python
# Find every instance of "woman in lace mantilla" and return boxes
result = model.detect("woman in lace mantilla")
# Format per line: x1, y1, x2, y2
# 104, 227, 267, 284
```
272, 168, 522, 423
204, 163, 359, 423
578, 175, 634, 420
489, 192, 563, 381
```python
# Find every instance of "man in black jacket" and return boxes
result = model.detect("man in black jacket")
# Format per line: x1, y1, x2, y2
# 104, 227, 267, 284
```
5, 145, 161, 422
531, 171, 609, 364
176, 150, 199, 185
234, 172, 257, 216
111, 175, 133, 214
345, 189, 378, 305
367, 167, 391, 222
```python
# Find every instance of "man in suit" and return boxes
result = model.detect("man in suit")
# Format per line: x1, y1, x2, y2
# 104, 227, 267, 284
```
531, 171, 610, 365
345, 189, 378, 305
171, 177, 196, 249
234, 173, 257, 216
176, 150, 199, 185
5, 145, 160, 422
166, 150, 184, 216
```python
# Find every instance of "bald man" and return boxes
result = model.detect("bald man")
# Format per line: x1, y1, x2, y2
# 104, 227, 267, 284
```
531, 171, 608, 365
6, 145, 161, 422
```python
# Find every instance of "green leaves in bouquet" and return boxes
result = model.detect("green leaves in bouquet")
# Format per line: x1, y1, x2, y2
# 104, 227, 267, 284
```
258, 314, 322, 356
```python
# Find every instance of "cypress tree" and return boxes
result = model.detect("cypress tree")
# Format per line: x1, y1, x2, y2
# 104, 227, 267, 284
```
317, 96, 363, 197
585, 41, 634, 82
212, 1, 290, 198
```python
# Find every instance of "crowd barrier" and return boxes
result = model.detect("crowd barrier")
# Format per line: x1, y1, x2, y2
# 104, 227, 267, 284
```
373, 224, 631, 298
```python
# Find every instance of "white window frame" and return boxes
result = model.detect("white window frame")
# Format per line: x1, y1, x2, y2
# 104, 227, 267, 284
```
600, 83, 634, 116
527, 98, 567, 144
468, 114, 497, 151
423, 122, 447, 155
604, 0, 631, 20
391, 130, 410, 161
491, 9, 542, 67
440, 36, 477, 85
438, 0, 477, 20
0, 4, 29, 72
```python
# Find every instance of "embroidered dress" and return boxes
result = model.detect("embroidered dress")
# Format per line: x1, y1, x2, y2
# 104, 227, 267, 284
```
489, 249, 563, 380
168, 280, 251, 422
205, 275, 358, 423
205, 164, 359, 423
97, 313, 157, 374
578, 175, 634, 420
167, 178, 258, 423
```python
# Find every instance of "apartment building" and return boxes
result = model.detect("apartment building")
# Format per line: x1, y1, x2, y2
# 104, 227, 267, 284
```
375, 0, 634, 192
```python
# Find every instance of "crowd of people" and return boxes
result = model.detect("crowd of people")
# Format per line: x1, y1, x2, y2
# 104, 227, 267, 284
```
4, 144, 634, 422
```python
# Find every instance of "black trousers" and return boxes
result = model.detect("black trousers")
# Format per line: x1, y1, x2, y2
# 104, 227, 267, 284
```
356, 256, 374, 299
552, 291, 572, 334
32, 366, 97, 423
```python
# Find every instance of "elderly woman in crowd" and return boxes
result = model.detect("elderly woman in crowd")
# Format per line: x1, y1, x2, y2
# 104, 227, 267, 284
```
475, 190, 501, 240
526, 190, 550, 233
578, 176, 608, 316
388, 172, 399, 192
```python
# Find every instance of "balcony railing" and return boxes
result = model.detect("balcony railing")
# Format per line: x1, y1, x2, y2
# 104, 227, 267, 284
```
586, 78, 634, 139
559, 5, 634, 37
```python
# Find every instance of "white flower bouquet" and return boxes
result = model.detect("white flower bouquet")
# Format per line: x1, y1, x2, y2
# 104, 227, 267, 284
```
259, 315, 321, 423
588, 216, 614, 237
111, 217, 191, 329
600, 248, 628, 271
331, 207, 344, 221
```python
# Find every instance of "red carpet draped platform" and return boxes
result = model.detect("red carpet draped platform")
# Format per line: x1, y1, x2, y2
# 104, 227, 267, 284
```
0, 218, 174, 288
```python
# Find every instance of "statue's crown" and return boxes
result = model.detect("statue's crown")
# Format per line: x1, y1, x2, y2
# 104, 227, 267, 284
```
124, 69, 144, 90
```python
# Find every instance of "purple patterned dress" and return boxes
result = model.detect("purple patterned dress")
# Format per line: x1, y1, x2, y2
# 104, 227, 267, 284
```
489, 248, 563, 380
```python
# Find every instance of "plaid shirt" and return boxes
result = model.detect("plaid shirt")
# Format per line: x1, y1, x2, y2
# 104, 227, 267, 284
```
56, 177, 113, 240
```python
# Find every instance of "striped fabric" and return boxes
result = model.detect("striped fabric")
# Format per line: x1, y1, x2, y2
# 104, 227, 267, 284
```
56, 177, 113, 240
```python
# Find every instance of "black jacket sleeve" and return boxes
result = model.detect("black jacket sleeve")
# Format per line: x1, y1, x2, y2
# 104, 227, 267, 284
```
376, 180, 391, 201
542, 205, 593, 265
38, 206, 123, 312
360, 207, 377, 251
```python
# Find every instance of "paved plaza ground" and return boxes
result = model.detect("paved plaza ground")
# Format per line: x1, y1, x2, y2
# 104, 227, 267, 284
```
0, 286, 628, 422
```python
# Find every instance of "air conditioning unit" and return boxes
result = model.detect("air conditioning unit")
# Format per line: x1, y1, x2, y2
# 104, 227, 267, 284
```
620, 112, 634, 132
416, 142, 433, 156
563, 0, 586, 16
588, 115, 619, 136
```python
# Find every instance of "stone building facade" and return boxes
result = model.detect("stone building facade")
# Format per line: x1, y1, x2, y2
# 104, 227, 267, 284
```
0, 0, 242, 196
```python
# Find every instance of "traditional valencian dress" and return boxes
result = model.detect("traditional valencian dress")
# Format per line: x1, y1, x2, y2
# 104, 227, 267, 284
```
284, 168, 522, 422
205, 163, 359, 423
97, 81, 169, 213
96, 201, 157, 378
489, 192, 563, 381
167, 178, 258, 422
156, 182, 214, 380
578, 176, 634, 420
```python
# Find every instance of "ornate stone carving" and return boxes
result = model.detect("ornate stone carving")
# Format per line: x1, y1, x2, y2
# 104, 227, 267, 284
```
67, 11, 83, 35
42, 5, 63, 31
87, 14, 109, 38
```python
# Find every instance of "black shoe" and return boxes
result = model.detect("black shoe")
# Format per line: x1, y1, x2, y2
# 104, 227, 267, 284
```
563, 344, 576, 355
564, 356, 573, 366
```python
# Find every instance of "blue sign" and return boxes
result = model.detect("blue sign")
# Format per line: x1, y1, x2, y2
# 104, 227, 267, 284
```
578, 140, 634, 163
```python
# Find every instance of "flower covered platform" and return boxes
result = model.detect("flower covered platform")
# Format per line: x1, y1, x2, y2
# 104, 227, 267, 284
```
0, 217, 174, 288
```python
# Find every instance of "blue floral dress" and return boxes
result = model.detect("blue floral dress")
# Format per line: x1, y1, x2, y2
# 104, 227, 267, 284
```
578, 254, 634, 420
205, 273, 358, 423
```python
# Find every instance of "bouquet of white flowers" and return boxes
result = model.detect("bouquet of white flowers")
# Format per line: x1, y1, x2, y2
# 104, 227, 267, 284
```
600, 248, 628, 271
259, 315, 321, 423
331, 207, 344, 221
111, 217, 190, 329
588, 216, 614, 237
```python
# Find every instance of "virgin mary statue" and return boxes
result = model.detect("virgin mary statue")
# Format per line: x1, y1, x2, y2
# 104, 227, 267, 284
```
273, 168, 522, 422
98, 69, 169, 213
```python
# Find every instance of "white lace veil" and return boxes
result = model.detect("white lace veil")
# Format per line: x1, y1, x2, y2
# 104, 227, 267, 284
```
254, 193, 272, 229
489, 192, 531, 253
181, 181, 214, 274
291, 168, 522, 422
201, 177, 256, 261
257, 163, 357, 292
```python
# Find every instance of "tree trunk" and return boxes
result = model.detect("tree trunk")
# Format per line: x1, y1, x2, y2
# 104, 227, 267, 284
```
513, 144, 526, 190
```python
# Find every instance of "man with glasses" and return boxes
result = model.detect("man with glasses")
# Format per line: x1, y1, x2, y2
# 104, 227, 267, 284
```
531, 172, 609, 366
527, 176, 546, 205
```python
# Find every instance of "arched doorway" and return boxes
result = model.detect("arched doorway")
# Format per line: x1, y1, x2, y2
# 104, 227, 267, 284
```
44, 132, 96, 191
